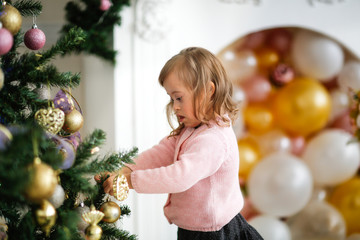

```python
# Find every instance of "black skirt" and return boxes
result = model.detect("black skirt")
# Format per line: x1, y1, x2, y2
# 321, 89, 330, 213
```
177, 213, 263, 240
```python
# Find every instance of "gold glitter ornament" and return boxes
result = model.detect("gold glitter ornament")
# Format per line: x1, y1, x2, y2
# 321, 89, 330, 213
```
113, 174, 129, 201
35, 106, 65, 134
34, 200, 57, 236
62, 109, 84, 133
99, 201, 121, 223
82, 205, 104, 240
0, 3, 22, 35
24, 157, 58, 203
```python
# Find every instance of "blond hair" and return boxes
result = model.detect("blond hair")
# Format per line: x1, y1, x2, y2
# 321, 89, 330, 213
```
159, 47, 238, 136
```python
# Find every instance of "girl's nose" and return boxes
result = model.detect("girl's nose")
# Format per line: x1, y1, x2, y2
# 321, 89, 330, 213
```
173, 102, 180, 111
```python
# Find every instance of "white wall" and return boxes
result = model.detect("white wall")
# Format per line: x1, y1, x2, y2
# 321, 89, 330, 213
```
114, 0, 360, 239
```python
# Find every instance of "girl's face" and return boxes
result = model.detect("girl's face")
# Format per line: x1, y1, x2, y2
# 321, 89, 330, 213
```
163, 71, 201, 128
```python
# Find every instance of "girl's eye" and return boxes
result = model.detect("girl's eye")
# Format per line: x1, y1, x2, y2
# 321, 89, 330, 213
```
176, 97, 182, 101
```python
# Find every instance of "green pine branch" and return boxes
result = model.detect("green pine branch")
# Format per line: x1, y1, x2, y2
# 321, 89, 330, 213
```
13, 0, 42, 17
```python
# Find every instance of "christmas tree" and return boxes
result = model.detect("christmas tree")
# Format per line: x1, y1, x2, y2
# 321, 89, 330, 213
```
0, 0, 137, 239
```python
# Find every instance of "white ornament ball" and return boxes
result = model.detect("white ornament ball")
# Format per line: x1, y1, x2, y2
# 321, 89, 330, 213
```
48, 184, 65, 208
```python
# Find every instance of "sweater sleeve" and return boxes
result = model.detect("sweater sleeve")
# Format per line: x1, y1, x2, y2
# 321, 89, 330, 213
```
131, 130, 227, 194
126, 135, 177, 171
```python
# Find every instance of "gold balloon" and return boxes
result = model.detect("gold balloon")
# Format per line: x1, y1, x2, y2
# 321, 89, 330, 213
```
237, 138, 261, 180
99, 201, 121, 223
0, 4, 22, 35
329, 177, 360, 235
34, 200, 57, 236
24, 158, 58, 203
244, 104, 274, 134
272, 77, 331, 136
256, 48, 280, 69
63, 109, 84, 133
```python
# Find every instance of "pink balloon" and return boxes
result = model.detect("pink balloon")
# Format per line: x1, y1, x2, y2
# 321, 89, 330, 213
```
241, 75, 272, 103
267, 28, 293, 54
330, 110, 356, 134
290, 135, 306, 156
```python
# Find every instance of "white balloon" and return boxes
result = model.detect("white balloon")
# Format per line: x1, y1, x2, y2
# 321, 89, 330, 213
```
292, 30, 344, 80
287, 200, 346, 240
328, 89, 350, 123
302, 129, 360, 186
251, 129, 291, 156
248, 152, 313, 217
218, 49, 257, 85
338, 61, 360, 92
249, 215, 291, 240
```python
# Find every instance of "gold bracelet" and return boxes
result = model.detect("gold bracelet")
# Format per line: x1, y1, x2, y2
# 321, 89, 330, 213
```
112, 174, 129, 201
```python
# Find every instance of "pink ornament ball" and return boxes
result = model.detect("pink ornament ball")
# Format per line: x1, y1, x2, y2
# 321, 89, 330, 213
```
0, 28, 13, 55
100, 0, 112, 11
24, 28, 46, 50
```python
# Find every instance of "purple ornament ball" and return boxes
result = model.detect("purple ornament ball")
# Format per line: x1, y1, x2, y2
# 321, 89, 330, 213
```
0, 28, 13, 55
24, 27, 46, 50
49, 134, 76, 169
54, 89, 74, 114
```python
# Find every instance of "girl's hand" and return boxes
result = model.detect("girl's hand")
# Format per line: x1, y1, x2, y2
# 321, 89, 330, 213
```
94, 167, 133, 196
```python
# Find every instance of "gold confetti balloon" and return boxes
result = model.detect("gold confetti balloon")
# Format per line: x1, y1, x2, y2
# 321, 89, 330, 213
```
34, 200, 57, 236
24, 157, 58, 203
0, 3, 22, 35
62, 109, 84, 133
99, 201, 121, 223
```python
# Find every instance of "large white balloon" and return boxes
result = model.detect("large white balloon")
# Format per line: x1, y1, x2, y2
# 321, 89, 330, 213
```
302, 129, 360, 186
248, 152, 313, 217
292, 30, 344, 80
287, 200, 346, 240
249, 215, 291, 240
337, 61, 360, 92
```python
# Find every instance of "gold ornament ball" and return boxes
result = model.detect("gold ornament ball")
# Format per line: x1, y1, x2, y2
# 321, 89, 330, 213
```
0, 68, 4, 90
62, 109, 84, 133
99, 201, 121, 223
0, 4, 22, 35
34, 200, 57, 236
24, 158, 58, 203
85, 224, 102, 240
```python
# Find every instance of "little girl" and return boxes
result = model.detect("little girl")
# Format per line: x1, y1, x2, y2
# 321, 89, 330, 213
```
97, 47, 263, 240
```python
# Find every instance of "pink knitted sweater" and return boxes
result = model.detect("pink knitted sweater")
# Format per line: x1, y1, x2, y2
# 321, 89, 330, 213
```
127, 120, 244, 231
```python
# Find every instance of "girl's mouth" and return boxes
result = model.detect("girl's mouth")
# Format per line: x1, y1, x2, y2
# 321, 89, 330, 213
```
178, 115, 185, 122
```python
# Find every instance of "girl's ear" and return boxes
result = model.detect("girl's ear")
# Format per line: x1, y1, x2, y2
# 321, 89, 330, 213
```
210, 81, 215, 96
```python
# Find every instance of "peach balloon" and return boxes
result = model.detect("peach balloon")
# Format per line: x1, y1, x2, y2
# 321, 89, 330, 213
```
237, 138, 261, 180
272, 77, 331, 136
329, 177, 360, 235
244, 104, 274, 134
241, 75, 272, 103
